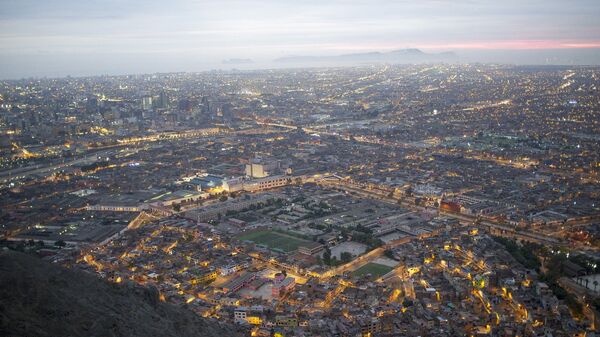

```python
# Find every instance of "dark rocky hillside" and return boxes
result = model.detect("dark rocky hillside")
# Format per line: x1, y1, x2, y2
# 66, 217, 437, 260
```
0, 250, 244, 337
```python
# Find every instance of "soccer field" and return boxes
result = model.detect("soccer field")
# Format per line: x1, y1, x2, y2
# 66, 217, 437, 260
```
351, 263, 394, 279
237, 230, 309, 253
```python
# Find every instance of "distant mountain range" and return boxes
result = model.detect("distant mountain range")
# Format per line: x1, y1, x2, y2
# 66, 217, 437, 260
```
275, 48, 457, 65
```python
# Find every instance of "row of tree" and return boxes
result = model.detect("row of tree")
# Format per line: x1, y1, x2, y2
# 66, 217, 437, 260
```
321, 247, 353, 266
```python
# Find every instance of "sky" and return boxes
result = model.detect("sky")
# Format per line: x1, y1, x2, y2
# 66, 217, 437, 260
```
1, 0, 600, 78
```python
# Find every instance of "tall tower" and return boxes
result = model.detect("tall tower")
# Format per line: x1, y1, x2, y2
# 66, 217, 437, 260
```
201, 96, 210, 115
141, 96, 153, 110
157, 90, 169, 109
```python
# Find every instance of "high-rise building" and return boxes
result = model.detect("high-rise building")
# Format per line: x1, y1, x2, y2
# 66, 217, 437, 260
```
156, 90, 169, 109
141, 96, 153, 110
201, 96, 210, 115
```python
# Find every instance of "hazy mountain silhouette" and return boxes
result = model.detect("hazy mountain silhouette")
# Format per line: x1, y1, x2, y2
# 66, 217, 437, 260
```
275, 48, 457, 65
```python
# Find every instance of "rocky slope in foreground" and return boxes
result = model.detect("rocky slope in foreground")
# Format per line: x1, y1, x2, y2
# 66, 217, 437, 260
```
0, 250, 244, 337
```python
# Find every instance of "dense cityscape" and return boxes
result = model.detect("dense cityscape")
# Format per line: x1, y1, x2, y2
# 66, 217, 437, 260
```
1, 64, 599, 336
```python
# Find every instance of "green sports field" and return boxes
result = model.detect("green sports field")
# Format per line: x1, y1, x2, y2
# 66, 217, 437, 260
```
237, 230, 309, 253
351, 263, 394, 279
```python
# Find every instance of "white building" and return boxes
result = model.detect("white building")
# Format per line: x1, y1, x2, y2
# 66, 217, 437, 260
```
244, 157, 281, 178
223, 177, 245, 192
243, 176, 291, 192
141, 96, 153, 110
245, 163, 268, 178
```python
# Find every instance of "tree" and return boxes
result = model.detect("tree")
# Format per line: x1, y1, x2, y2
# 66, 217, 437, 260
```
341, 252, 352, 263
172, 203, 181, 212
323, 248, 331, 265
331, 256, 338, 266
219, 195, 228, 202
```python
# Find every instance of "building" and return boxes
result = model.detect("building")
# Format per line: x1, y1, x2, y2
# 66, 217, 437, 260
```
191, 269, 218, 285
155, 90, 169, 109
85, 191, 156, 212
245, 163, 269, 178
220, 261, 249, 276
234, 309, 248, 324
243, 176, 291, 192
440, 201, 461, 213
222, 272, 256, 294
413, 184, 443, 197
234, 307, 264, 325
245, 157, 281, 178
275, 315, 298, 328
247, 316, 262, 325
148, 190, 209, 207
460, 201, 498, 216
223, 177, 244, 192
141, 96, 153, 110
86, 204, 140, 212
298, 242, 325, 256
224, 175, 295, 193
358, 317, 381, 336
189, 175, 224, 192
272, 277, 295, 297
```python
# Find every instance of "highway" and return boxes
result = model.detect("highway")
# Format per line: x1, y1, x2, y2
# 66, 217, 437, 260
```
1, 127, 226, 186
0, 148, 115, 184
